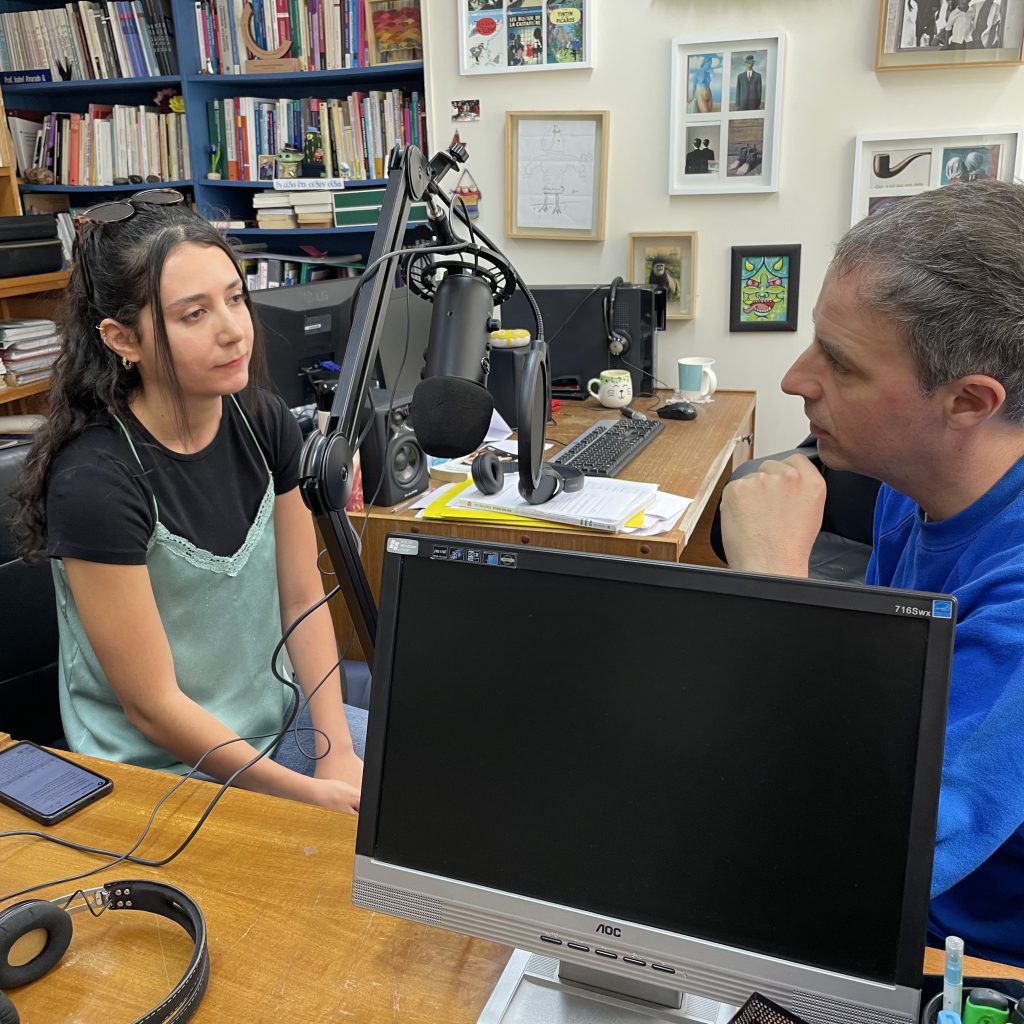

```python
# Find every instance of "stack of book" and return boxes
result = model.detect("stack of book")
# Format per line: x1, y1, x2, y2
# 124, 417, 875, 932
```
290, 191, 335, 229
253, 191, 297, 229
0, 319, 61, 389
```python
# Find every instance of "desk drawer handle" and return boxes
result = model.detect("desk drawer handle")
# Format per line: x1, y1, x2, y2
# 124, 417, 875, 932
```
520, 535, 531, 545
640, 544, 650, 555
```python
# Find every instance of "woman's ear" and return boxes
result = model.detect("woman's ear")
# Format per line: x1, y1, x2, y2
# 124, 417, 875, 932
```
98, 318, 140, 365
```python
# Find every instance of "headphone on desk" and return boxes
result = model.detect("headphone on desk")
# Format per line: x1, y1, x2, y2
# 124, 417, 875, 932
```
604, 276, 631, 356
471, 452, 584, 505
0, 880, 209, 1024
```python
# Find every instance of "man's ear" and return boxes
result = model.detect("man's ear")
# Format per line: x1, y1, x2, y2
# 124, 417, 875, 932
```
98, 318, 140, 365
942, 374, 1006, 430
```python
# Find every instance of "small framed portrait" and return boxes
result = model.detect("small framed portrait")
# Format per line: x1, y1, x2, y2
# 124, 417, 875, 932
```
670, 32, 785, 194
729, 245, 801, 333
628, 232, 697, 320
365, 0, 423, 66
505, 110, 609, 241
876, 0, 1024, 70
851, 127, 1023, 224
451, 99, 481, 122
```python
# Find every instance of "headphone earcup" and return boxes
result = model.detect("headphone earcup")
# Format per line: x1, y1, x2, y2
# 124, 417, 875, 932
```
520, 464, 562, 505
0, 901, 73, 989
0, 991, 18, 1024
556, 465, 585, 493
0, 992, 17, 1024
471, 452, 506, 495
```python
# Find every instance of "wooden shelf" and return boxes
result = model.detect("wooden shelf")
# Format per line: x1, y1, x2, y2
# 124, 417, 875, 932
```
0, 270, 69, 299
0, 378, 49, 405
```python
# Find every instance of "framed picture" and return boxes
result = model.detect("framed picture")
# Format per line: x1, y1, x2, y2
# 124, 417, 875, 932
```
459, 0, 593, 75
669, 33, 785, 195
729, 245, 801, 333
505, 110, 608, 241
851, 127, 1023, 224
365, 0, 423, 66
876, 0, 1024, 70
628, 232, 697, 320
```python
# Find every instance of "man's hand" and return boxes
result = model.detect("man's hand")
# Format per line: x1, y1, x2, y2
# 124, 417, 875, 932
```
719, 453, 826, 577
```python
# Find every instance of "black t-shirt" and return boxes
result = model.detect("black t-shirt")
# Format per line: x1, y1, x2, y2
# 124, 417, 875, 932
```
46, 389, 303, 565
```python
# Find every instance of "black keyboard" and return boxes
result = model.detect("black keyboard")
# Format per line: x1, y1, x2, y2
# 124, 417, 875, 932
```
550, 418, 665, 478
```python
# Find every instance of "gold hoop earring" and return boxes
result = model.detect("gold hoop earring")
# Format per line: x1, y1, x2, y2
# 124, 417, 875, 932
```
121, 356, 134, 371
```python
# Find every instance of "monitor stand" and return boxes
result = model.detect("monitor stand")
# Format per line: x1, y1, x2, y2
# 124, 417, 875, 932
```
478, 949, 739, 1024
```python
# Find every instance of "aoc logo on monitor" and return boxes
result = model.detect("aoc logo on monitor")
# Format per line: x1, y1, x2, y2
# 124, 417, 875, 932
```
596, 924, 622, 937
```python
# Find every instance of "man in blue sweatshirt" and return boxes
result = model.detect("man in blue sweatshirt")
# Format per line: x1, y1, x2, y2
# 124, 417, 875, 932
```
720, 178, 1024, 968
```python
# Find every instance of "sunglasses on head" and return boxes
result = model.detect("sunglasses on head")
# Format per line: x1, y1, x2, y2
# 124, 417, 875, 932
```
75, 189, 187, 316
75, 187, 186, 235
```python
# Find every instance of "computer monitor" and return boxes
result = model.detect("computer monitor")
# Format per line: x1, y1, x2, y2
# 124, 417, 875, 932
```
251, 278, 362, 409
497, 283, 663, 399
251, 280, 433, 410
354, 537, 955, 1024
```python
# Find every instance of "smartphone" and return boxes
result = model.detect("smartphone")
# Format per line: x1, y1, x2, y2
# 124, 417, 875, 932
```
0, 741, 113, 826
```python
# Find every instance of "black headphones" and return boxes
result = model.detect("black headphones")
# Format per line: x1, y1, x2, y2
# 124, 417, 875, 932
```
0, 880, 209, 1024
604, 276, 630, 356
471, 452, 584, 505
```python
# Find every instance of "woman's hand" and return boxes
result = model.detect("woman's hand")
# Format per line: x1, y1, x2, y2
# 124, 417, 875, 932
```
314, 747, 364, 793
307, 777, 361, 814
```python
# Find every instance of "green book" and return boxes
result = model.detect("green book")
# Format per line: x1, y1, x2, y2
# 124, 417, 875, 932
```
333, 187, 387, 210
333, 203, 427, 227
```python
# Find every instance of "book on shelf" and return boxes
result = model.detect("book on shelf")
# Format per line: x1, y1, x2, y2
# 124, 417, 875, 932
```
205, 89, 426, 184
0, 1, 178, 81
452, 476, 661, 533
193, 0, 369, 73
0, 319, 58, 343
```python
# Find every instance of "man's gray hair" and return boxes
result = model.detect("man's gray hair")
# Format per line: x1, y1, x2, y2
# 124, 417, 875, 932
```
831, 179, 1024, 424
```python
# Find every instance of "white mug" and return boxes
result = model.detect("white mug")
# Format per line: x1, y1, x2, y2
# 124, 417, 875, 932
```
676, 357, 717, 404
587, 369, 634, 409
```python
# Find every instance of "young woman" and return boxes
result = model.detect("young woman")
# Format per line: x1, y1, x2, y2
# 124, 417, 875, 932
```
14, 193, 365, 813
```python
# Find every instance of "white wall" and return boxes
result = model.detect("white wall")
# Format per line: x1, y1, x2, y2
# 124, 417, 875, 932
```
420, 0, 1024, 456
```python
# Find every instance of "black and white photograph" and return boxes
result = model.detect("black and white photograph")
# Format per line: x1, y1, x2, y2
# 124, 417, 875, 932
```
683, 126, 720, 175
877, 0, 1024, 68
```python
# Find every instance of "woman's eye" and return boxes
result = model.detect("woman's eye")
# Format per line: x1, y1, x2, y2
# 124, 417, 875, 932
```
229, 292, 245, 305
183, 309, 204, 323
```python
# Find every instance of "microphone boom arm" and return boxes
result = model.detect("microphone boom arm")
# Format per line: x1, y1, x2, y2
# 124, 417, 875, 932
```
298, 144, 460, 664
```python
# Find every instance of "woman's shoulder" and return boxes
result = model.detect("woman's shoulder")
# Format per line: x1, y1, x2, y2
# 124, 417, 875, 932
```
49, 414, 134, 475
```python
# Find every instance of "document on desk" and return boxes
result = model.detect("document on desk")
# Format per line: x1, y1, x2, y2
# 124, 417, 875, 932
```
621, 491, 694, 536
452, 475, 660, 532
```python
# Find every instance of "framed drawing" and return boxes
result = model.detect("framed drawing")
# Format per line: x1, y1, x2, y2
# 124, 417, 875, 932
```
460, 0, 593, 75
628, 232, 697, 320
365, 0, 423, 65
729, 245, 801, 332
505, 110, 608, 241
669, 33, 785, 195
851, 127, 1023, 224
876, 0, 1024, 70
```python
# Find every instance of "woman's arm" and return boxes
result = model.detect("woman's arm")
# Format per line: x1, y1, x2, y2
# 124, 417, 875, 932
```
63, 558, 359, 811
272, 487, 364, 793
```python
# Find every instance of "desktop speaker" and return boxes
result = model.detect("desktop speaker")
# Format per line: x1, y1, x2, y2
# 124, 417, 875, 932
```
359, 387, 429, 507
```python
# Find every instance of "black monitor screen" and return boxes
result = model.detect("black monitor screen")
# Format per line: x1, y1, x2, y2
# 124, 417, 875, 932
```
366, 548, 948, 987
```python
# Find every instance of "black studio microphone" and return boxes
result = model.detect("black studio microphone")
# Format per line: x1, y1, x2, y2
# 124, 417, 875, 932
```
411, 273, 496, 458
407, 193, 519, 459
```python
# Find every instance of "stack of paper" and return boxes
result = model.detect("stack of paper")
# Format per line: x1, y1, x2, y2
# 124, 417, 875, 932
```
452, 475, 660, 533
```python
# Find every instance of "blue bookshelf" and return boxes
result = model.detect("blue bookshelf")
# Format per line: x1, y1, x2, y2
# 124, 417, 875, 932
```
0, 0, 428, 259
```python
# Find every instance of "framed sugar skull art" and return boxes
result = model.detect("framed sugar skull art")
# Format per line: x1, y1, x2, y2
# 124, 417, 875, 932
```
729, 245, 801, 332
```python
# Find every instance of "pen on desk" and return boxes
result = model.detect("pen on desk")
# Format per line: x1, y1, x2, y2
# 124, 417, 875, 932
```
944, 934, 964, 1015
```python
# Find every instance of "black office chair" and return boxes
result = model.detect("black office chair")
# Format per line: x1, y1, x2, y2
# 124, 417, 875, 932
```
710, 439, 881, 583
0, 438, 63, 744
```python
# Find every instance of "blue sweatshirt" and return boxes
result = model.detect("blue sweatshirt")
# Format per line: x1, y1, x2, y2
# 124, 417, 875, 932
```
867, 456, 1024, 967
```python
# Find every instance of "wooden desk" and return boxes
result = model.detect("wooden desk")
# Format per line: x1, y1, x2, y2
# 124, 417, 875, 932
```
330, 390, 755, 658
1, 745, 1020, 1023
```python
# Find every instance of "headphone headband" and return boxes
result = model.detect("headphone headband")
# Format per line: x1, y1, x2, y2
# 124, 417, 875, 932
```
0, 879, 209, 1024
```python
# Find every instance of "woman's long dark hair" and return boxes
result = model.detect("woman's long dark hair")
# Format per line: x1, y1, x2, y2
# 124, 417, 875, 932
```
13, 203, 271, 560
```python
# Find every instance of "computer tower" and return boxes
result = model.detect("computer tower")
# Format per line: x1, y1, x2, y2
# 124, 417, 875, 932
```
358, 387, 429, 507
494, 283, 664, 401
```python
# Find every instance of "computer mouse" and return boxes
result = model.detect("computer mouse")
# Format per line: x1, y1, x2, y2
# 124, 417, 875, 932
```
657, 401, 698, 421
